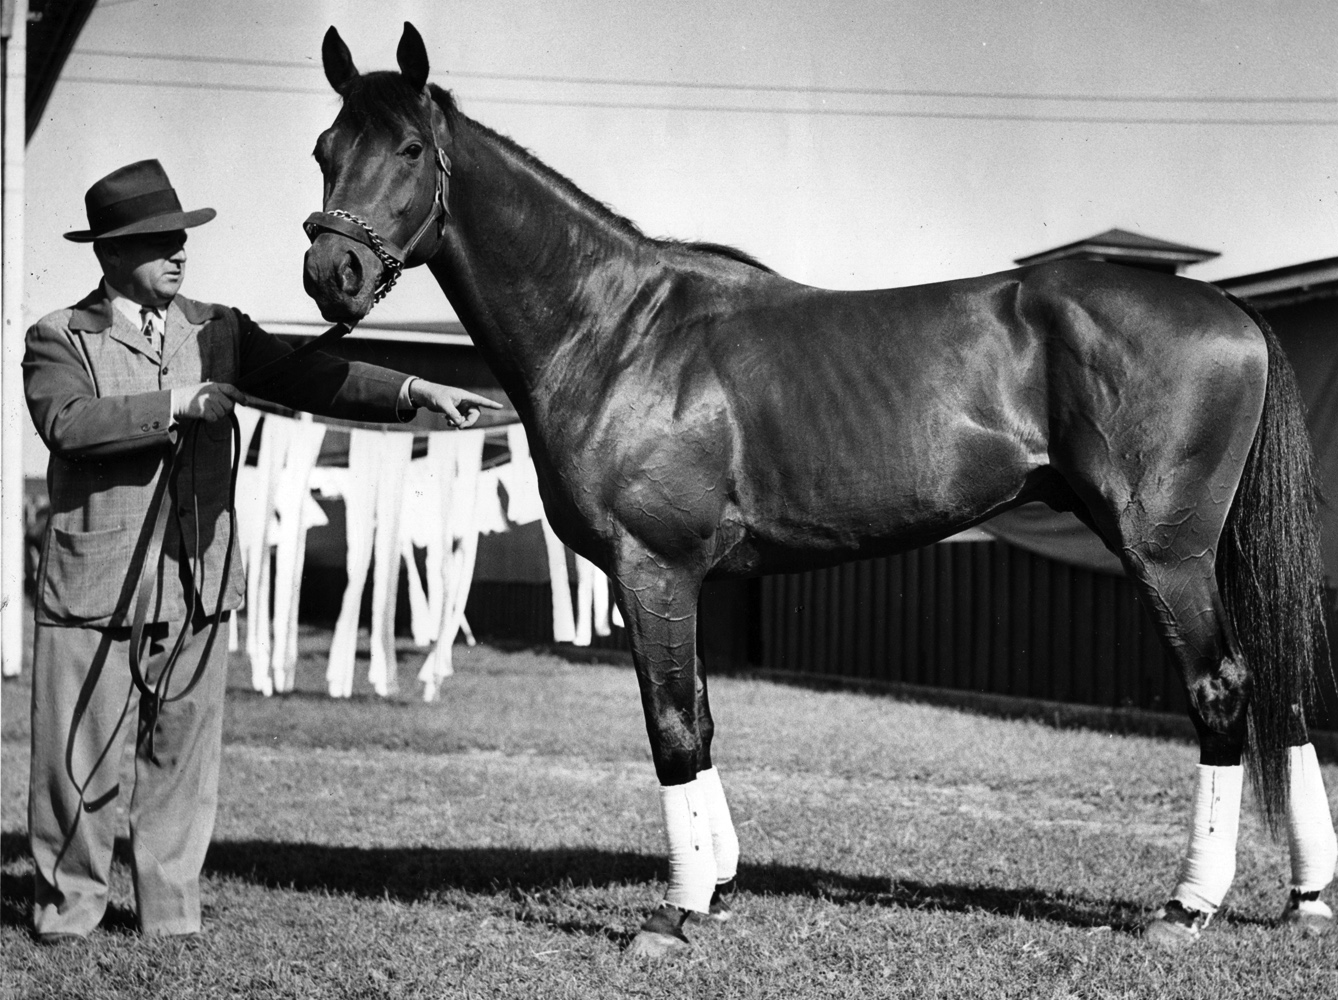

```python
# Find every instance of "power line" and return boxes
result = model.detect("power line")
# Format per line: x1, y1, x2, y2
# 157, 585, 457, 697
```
59, 74, 1338, 126
63, 74, 330, 97
74, 47, 1338, 107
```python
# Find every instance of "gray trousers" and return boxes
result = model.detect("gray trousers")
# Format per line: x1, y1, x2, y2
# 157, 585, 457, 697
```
28, 612, 228, 937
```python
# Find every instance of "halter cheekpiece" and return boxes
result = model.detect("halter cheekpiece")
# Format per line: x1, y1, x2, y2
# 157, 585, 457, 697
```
303, 145, 452, 304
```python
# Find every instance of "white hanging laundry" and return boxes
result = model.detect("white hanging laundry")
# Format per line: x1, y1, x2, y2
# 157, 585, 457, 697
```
267, 416, 327, 695
228, 405, 264, 655
419, 428, 486, 701
474, 466, 511, 535
498, 423, 546, 526
399, 451, 442, 647
420, 435, 457, 646
366, 432, 414, 697
572, 554, 614, 646
505, 424, 577, 643
540, 515, 576, 644
238, 412, 290, 695
326, 435, 372, 699
326, 429, 413, 698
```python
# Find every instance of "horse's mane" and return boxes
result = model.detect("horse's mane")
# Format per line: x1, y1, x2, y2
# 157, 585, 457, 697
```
335, 73, 772, 275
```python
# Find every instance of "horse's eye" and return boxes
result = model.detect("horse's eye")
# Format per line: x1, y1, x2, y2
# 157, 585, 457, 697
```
404, 143, 424, 160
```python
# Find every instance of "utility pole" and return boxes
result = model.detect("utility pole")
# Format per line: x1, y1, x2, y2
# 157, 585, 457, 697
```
1, 0, 28, 679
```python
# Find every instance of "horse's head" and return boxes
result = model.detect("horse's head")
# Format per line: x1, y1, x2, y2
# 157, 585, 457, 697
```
303, 22, 452, 323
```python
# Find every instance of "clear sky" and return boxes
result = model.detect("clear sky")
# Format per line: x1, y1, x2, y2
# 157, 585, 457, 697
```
18, 0, 1338, 471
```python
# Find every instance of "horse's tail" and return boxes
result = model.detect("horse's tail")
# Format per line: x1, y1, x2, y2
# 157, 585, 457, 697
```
1217, 294, 1328, 835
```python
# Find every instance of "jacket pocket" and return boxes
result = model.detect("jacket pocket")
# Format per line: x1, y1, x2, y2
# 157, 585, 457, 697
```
41, 525, 136, 622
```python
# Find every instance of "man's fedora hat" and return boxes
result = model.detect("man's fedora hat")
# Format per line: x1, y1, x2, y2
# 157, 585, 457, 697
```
63, 159, 215, 243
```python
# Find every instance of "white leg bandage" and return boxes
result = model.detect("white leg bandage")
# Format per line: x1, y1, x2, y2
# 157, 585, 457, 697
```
1172, 764, 1243, 916
1287, 743, 1338, 895
697, 766, 740, 884
659, 779, 717, 914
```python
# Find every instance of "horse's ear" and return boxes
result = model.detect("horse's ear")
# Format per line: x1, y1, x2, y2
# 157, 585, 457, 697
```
397, 21, 430, 93
322, 26, 358, 95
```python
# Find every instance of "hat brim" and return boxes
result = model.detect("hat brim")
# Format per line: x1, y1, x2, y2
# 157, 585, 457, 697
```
64, 207, 217, 243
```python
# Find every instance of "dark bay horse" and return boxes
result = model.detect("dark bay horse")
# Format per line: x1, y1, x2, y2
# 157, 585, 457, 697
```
301, 23, 1337, 956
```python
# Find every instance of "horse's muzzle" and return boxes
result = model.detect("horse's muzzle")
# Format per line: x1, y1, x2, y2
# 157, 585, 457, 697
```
303, 236, 376, 323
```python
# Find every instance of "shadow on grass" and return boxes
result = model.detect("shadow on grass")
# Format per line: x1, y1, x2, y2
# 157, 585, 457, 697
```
7, 830, 1255, 939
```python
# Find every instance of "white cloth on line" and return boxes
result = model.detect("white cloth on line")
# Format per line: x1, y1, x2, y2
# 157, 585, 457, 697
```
506, 425, 577, 644
418, 429, 487, 700
573, 554, 613, 646
326, 428, 413, 698
266, 416, 328, 695
227, 406, 264, 654
235, 409, 288, 695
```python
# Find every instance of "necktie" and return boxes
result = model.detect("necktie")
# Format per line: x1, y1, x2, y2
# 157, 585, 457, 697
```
140, 306, 161, 352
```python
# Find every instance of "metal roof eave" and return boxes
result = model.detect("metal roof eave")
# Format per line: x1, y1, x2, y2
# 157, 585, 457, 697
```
1017, 244, 1218, 268
1215, 257, 1338, 307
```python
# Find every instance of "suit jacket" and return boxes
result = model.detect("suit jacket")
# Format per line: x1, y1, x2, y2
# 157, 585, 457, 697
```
24, 286, 413, 627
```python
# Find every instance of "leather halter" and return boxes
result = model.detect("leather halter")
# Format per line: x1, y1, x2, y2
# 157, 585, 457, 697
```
303, 144, 452, 304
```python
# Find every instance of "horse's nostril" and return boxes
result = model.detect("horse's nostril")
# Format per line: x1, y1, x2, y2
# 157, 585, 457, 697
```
339, 250, 363, 296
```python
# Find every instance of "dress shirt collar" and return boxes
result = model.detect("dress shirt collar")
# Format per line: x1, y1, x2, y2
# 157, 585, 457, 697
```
102, 279, 168, 328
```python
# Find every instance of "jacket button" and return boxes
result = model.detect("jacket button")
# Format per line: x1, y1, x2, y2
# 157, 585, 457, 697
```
152, 421, 161, 429
140, 423, 150, 431
161, 366, 170, 375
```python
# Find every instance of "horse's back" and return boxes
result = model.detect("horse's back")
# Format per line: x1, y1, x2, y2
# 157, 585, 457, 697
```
693, 261, 1267, 574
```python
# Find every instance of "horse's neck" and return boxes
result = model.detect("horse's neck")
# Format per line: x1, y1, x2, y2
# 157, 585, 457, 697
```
428, 117, 649, 425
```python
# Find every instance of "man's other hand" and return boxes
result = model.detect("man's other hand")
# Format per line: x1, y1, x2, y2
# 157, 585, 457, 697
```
409, 381, 503, 429
171, 382, 253, 423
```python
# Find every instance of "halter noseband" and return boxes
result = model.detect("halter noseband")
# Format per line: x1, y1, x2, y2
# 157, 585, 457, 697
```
303, 144, 452, 304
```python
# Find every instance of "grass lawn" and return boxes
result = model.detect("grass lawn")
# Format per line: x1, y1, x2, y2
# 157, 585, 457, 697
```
3, 620, 1337, 998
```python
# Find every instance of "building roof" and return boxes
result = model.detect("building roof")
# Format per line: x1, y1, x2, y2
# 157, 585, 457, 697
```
1214, 256, 1338, 309
16, 0, 99, 143
1014, 227, 1220, 273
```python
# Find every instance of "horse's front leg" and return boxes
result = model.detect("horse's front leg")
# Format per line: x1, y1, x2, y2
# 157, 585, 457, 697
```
611, 547, 738, 958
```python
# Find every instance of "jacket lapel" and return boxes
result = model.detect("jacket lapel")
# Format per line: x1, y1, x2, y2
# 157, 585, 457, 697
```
68, 286, 158, 363
108, 308, 159, 362
163, 296, 207, 368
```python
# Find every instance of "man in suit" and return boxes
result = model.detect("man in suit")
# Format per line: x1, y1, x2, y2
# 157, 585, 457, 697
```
23, 159, 499, 943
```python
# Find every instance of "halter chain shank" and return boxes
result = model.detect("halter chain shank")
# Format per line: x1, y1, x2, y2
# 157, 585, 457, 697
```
303, 146, 451, 305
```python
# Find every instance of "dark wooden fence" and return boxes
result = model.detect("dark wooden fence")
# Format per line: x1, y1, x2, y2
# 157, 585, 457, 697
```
756, 540, 1185, 716
463, 537, 1338, 739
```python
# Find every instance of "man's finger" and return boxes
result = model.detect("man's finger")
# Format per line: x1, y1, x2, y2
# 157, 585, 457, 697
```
459, 390, 503, 409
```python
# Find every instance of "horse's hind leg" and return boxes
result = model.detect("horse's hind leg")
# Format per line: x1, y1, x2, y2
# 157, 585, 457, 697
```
1281, 742, 1338, 934
1061, 448, 1254, 945
1119, 550, 1249, 946
1081, 491, 1334, 945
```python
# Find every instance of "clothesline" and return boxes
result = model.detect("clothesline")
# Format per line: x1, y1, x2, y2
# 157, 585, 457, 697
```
232, 405, 620, 702
236, 392, 520, 435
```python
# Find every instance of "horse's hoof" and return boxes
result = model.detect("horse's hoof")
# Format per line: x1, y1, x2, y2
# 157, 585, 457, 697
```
625, 930, 690, 960
1280, 891, 1333, 937
1145, 901, 1210, 949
